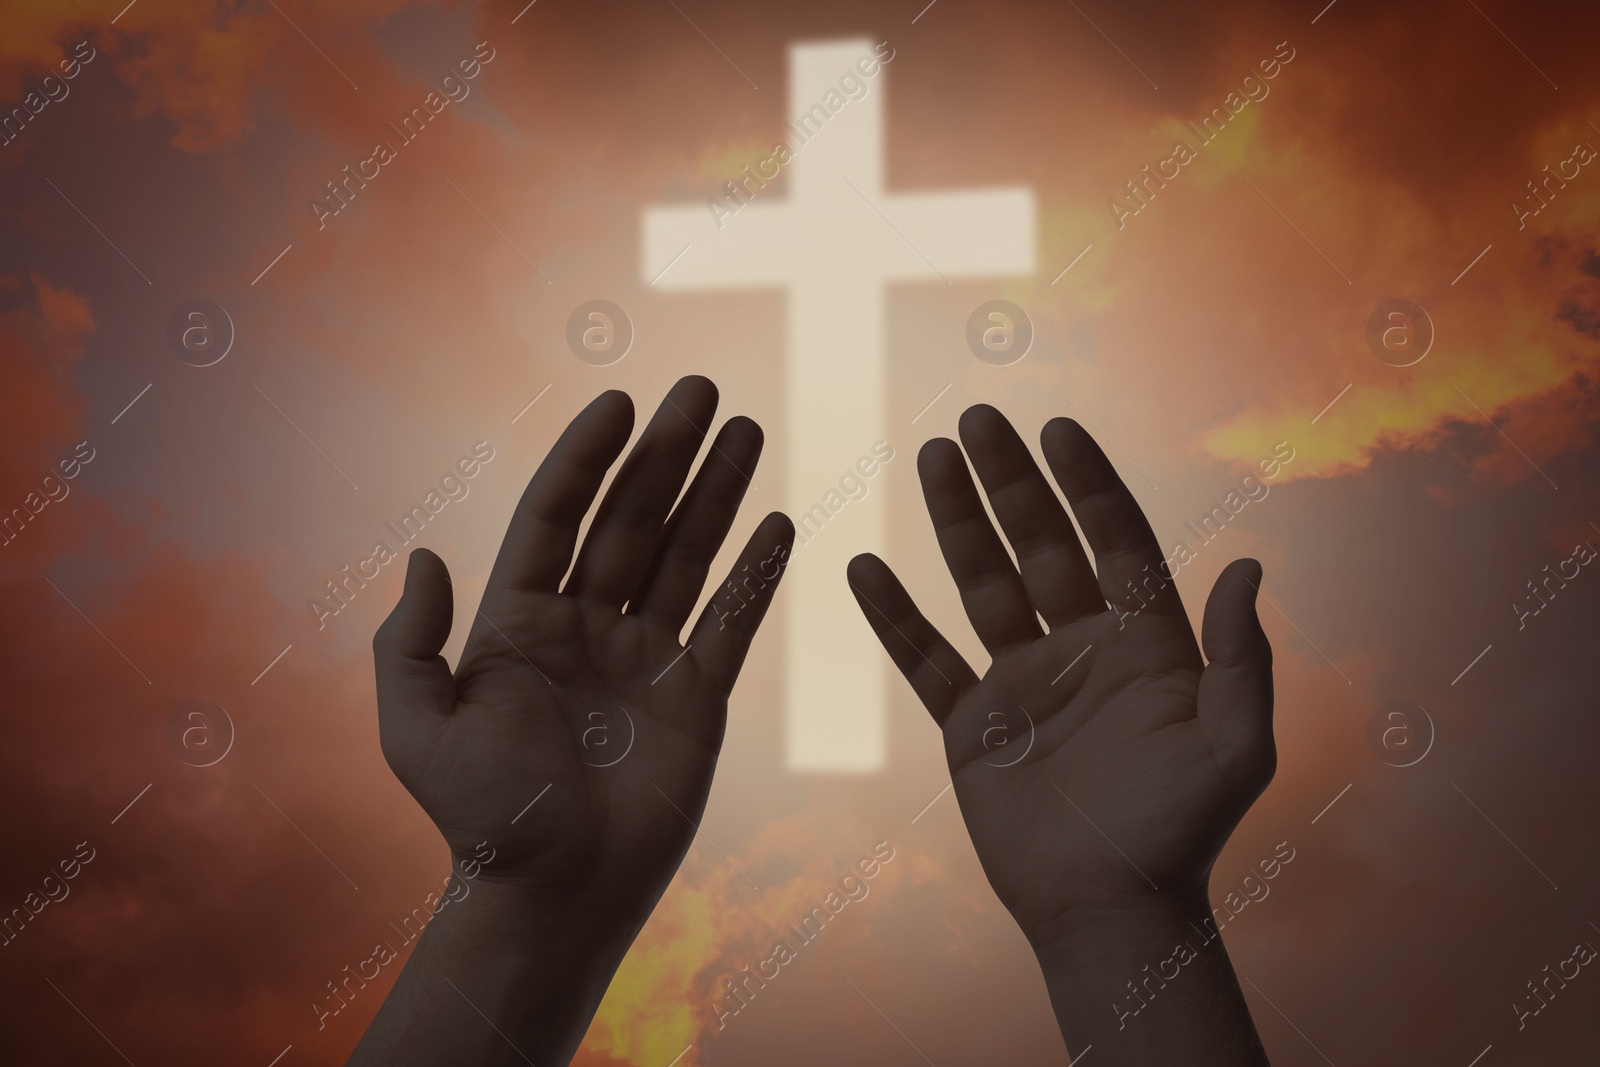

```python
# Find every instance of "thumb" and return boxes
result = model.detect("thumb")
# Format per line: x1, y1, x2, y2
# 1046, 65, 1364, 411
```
373, 549, 456, 725
1196, 558, 1275, 793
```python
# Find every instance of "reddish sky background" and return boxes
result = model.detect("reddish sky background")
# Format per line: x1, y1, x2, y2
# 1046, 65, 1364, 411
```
2, 0, 1599, 1063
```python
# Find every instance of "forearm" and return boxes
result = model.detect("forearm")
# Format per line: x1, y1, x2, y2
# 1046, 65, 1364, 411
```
1030, 894, 1270, 1066
347, 879, 640, 1067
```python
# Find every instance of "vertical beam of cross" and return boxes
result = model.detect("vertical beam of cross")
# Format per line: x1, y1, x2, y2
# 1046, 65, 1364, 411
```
643, 38, 1034, 771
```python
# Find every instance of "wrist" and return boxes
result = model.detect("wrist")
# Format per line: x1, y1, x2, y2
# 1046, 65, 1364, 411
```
1024, 890, 1270, 1066
439, 875, 647, 958
350, 877, 642, 1066
1025, 889, 1215, 964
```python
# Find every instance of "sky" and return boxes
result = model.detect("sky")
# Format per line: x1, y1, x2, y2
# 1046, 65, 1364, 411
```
2, 0, 1599, 1063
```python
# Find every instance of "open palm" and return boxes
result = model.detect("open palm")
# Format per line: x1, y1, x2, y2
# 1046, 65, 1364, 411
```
849, 405, 1274, 948
374, 378, 792, 924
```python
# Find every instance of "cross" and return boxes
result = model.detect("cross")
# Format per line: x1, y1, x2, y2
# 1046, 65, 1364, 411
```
642, 37, 1034, 772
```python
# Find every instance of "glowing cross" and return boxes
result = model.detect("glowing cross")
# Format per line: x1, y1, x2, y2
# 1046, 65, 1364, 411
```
642, 37, 1034, 772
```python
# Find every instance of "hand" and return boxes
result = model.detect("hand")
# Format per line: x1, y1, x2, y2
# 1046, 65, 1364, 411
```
372, 375, 792, 936
354, 378, 792, 1065
848, 404, 1275, 950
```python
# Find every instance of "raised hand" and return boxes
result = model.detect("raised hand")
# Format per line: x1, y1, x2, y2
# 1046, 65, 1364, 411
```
848, 404, 1274, 1064
353, 377, 792, 1066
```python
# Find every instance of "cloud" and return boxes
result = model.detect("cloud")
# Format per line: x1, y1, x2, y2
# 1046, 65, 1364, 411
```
585, 815, 935, 1065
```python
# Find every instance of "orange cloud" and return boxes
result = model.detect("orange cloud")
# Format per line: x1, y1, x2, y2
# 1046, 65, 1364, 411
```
585, 817, 933, 1066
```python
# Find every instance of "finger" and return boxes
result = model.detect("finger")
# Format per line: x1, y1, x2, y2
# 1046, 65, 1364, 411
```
1040, 417, 1182, 620
565, 376, 720, 607
957, 404, 1104, 627
627, 415, 763, 631
846, 553, 979, 727
485, 389, 635, 597
685, 511, 795, 694
919, 437, 1044, 654
1196, 559, 1275, 790
373, 549, 456, 723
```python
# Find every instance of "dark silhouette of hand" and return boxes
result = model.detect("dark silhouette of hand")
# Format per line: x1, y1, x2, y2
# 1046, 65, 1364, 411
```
370, 374, 790, 952
849, 404, 1275, 953
356, 377, 792, 1066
